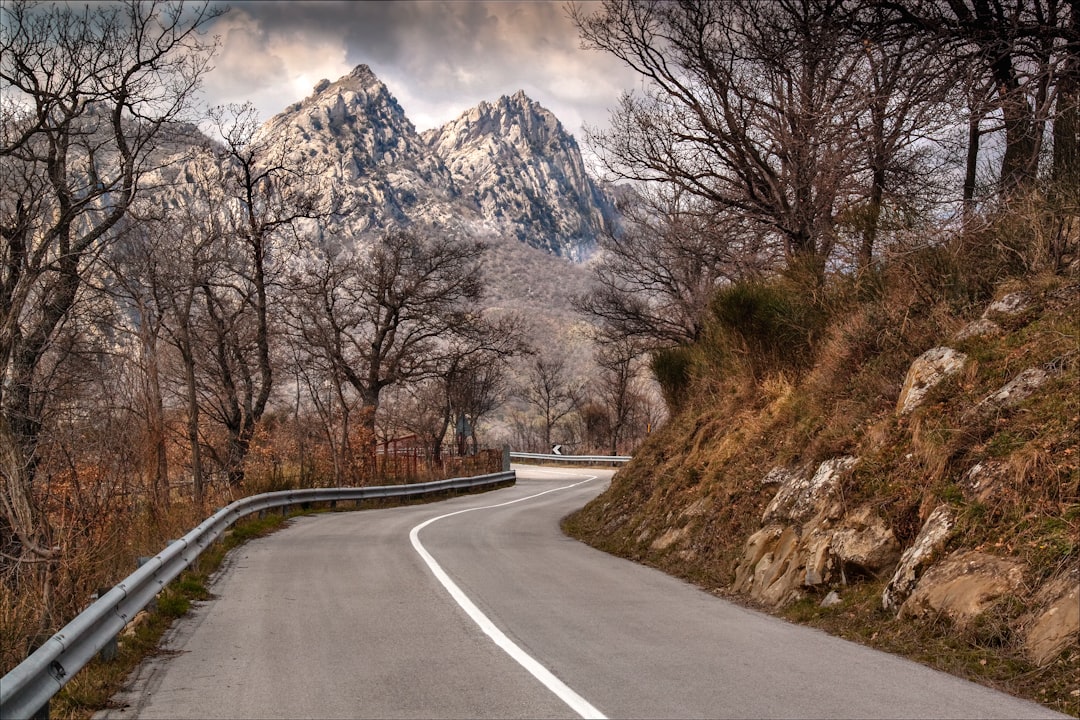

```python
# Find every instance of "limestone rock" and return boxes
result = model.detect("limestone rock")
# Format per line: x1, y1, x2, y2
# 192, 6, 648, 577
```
899, 550, 1025, 626
882, 505, 954, 612
732, 524, 809, 606
732, 524, 785, 594
761, 457, 857, 525
953, 318, 1002, 341
761, 465, 803, 487
802, 527, 834, 586
896, 347, 967, 415
1022, 571, 1080, 667
960, 461, 1009, 503
650, 526, 688, 551
982, 366, 1055, 408
121, 609, 152, 638
820, 590, 842, 608
830, 505, 901, 577
983, 292, 1030, 318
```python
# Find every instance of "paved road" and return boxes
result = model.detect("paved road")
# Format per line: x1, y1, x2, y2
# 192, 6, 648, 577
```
99, 466, 1063, 719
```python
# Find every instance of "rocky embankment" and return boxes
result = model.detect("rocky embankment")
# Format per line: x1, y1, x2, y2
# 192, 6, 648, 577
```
566, 276, 1079, 714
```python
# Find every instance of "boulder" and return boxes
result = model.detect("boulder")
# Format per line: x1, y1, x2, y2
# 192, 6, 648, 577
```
953, 318, 1002, 341
882, 505, 954, 612
896, 347, 967, 415
1022, 571, 1080, 667
982, 291, 1030, 318
982, 366, 1056, 408
960, 461, 1009, 503
830, 505, 901, 578
899, 550, 1025, 626
762, 456, 857, 525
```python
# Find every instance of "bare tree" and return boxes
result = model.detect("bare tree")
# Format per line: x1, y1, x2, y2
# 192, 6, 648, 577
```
578, 185, 774, 349
875, 0, 1078, 196
290, 229, 497, 460
520, 353, 584, 451
845, 10, 960, 268
0, 0, 220, 570
194, 103, 332, 488
572, 0, 865, 279
593, 337, 647, 456
448, 350, 514, 455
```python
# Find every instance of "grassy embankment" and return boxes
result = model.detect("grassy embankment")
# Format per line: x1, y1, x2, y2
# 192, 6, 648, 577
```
564, 215, 1079, 716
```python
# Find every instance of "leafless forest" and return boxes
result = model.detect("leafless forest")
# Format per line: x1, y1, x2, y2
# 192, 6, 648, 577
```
2, 0, 1077, 677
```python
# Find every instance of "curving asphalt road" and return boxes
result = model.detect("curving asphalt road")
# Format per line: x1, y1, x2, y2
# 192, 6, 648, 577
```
97, 466, 1064, 719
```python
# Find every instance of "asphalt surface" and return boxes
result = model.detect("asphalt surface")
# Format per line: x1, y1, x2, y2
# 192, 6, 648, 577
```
97, 465, 1064, 719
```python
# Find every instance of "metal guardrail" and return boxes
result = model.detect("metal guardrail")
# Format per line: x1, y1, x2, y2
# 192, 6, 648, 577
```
0, 470, 516, 720
510, 452, 632, 464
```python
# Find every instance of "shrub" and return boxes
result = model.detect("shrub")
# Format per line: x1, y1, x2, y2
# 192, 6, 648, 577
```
707, 279, 827, 376
651, 346, 694, 409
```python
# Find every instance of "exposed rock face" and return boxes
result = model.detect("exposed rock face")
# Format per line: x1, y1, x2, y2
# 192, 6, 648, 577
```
1022, 571, 1080, 666
829, 506, 901, 578
896, 347, 967, 414
761, 456, 857, 524
423, 91, 616, 258
238, 65, 614, 259
734, 459, 904, 606
650, 526, 689, 551
258, 64, 462, 235
882, 505, 954, 612
899, 550, 1025, 625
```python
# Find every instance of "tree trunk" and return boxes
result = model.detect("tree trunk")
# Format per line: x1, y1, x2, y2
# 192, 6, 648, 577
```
993, 56, 1041, 195
141, 326, 170, 510
0, 414, 54, 563
1053, 5, 1079, 203
964, 108, 982, 225
860, 167, 886, 272
180, 345, 204, 506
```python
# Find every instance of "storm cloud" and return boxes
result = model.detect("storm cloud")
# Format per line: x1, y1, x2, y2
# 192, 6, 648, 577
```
200, 1, 639, 147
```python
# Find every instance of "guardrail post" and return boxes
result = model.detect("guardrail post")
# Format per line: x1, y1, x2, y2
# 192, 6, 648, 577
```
136, 557, 158, 613
92, 588, 119, 661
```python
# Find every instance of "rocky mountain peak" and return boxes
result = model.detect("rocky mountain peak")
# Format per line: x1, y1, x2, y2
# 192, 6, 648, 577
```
423, 92, 615, 258
251, 66, 615, 259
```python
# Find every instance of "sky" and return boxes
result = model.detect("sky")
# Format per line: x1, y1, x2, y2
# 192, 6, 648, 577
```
199, 1, 641, 148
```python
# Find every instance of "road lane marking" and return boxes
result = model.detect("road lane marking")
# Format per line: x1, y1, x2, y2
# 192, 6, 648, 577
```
409, 475, 607, 720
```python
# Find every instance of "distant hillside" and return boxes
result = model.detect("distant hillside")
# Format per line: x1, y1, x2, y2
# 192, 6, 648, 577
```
565, 243, 1079, 715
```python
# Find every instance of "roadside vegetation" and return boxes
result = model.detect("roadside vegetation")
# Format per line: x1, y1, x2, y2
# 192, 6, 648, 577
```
564, 1, 1078, 715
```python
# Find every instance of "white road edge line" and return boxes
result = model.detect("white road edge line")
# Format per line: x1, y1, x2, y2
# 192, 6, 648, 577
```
408, 473, 607, 720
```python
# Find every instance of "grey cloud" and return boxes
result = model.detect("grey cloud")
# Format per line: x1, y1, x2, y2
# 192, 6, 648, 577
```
203, 1, 637, 142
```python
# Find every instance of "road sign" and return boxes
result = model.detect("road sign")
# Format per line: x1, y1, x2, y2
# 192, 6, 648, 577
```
551, 444, 563, 455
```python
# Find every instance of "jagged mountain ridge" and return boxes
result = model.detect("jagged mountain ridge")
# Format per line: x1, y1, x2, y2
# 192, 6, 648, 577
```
423, 90, 616, 258
258, 64, 463, 236
259, 64, 615, 258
